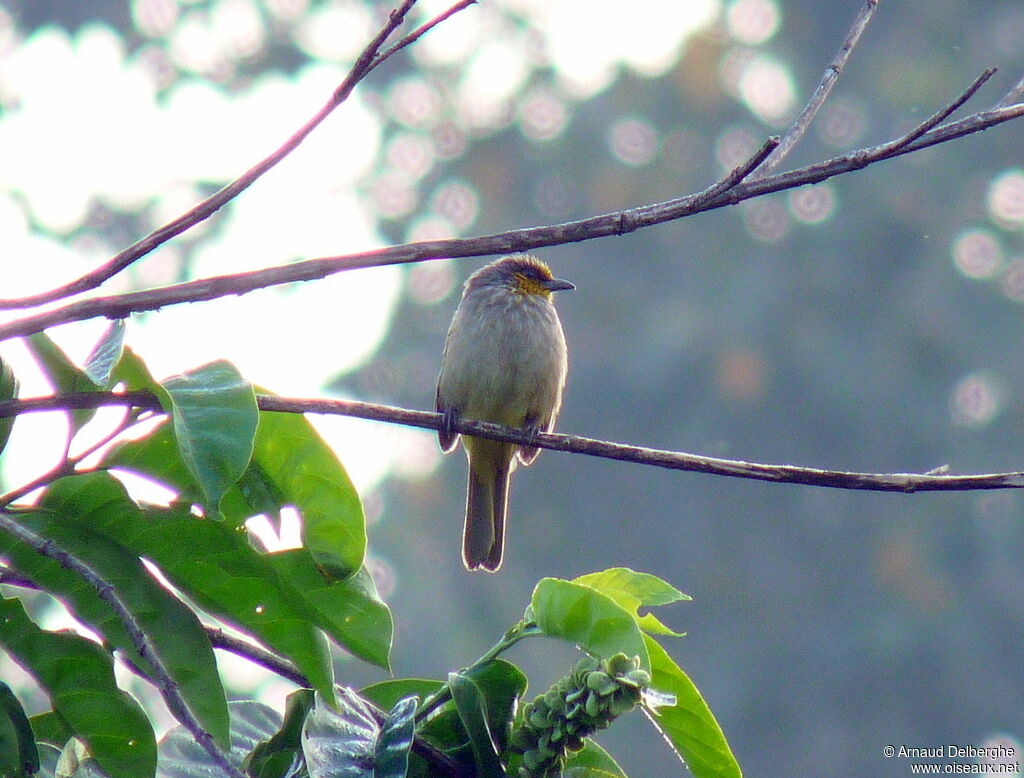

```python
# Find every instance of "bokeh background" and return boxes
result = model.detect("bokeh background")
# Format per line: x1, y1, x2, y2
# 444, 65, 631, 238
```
1, 0, 1024, 774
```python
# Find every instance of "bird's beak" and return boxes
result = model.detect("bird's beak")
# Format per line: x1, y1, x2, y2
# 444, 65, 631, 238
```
544, 278, 575, 292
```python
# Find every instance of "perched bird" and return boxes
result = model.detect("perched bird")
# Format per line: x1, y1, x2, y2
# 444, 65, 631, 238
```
436, 254, 574, 571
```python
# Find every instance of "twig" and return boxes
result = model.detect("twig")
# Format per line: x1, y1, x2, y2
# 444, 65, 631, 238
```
753, 0, 880, 178
0, 407, 142, 508
0, 512, 246, 778
0, 0, 477, 312
373, 0, 477, 65
0, 91, 1021, 343
875, 68, 997, 155
996, 73, 1024, 108
4, 391, 1024, 494
206, 626, 307, 686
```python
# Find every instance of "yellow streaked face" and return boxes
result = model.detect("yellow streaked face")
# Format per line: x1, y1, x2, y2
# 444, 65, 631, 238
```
512, 270, 555, 297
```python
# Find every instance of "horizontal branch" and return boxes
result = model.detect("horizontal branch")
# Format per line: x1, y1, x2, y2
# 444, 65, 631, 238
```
0, 89, 1021, 342
4, 391, 1024, 493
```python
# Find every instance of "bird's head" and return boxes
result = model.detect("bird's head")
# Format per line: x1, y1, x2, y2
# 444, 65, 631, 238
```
469, 254, 575, 299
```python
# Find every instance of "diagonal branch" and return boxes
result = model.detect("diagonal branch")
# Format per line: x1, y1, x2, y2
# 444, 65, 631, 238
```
0, 0, 476, 312
752, 0, 880, 178
3, 392, 1024, 494
873, 68, 997, 155
0, 512, 247, 778
1, 90, 1022, 343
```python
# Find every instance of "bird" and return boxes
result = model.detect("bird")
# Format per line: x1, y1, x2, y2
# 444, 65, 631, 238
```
435, 254, 574, 572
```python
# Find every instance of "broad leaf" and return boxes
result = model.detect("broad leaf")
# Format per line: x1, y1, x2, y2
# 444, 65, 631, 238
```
26, 331, 100, 433
111, 345, 171, 405
83, 320, 126, 388
0, 595, 156, 778
643, 635, 741, 778
231, 406, 366, 578
0, 355, 18, 454
302, 690, 379, 778
159, 701, 282, 777
449, 672, 504, 778
243, 689, 314, 778
0, 682, 39, 778
28, 711, 72, 748
40, 473, 337, 707
374, 697, 417, 778
461, 659, 528, 755
563, 741, 629, 778
531, 578, 650, 671
16, 477, 229, 748
266, 551, 392, 671
574, 568, 689, 637
360, 679, 444, 712
161, 360, 257, 513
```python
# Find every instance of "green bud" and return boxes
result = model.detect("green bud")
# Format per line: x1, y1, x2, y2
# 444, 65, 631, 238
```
510, 653, 652, 777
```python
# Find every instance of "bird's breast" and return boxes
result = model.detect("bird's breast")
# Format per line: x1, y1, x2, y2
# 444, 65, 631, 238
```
438, 294, 567, 428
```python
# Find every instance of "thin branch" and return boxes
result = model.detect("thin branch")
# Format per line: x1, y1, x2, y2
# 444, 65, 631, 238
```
0, 406, 142, 507
0, 512, 247, 778
753, 0, 880, 178
206, 626, 307, 686
0, 0, 477, 311
996, 73, 1024, 108
373, 0, 477, 65
875, 68, 997, 155
0, 89, 1021, 343
4, 391, 1024, 494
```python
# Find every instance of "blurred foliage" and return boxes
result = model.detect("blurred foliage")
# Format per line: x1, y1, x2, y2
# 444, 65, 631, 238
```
0, 0, 1023, 775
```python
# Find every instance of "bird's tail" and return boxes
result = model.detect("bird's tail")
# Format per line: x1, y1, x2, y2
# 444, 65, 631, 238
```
463, 440, 514, 572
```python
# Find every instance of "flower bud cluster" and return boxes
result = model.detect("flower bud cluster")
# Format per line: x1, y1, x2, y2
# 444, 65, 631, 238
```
509, 653, 651, 777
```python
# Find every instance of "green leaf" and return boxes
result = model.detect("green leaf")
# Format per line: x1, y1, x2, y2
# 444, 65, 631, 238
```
39, 472, 337, 708
643, 635, 741, 778
461, 659, 528, 755
266, 551, 392, 671
11, 477, 230, 748
29, 710, 72, 748
128, 511, 338, 707
563, 740, 629, 778
0, 682, 40, 777
531, 578, 650, 671
111, 345, 171, 405
83, 320, 126, 388
574, 568, 689, 638
243, 689, 314, 778
101, 419, 197, 500
0, 354, 18, 455
449, 672, 505, 778
360, 680, 445, 712
159, 700, 281, 777
374, 697, 417, 778
26, 331, 100, 433
0, 595, 156, 778
301, 689, 379, 777
161, 360, 258, 513
234, 407, 366, 578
